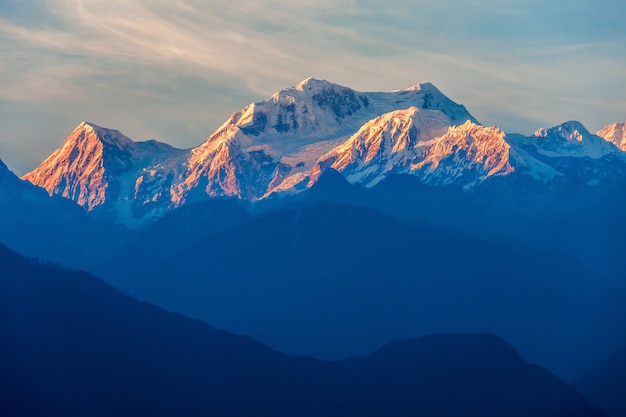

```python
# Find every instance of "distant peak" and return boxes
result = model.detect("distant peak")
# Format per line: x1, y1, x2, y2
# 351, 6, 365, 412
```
298, 76, 319, 85
597, 122, 626, 135
560, 120, 589, 132
534, 120, 591, 140
600, 122, 626, 129
454, 119, 487, 130
402, 82, 431, 91
71, 121, 112, 140
294, 77, 341, 92
597, 122, 626, 151
79, 121, 94, 128
65, 121, 136, 150
76, 121, 104, 132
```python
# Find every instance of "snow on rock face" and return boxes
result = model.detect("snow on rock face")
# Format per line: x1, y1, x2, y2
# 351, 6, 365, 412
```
597, 123, 626, 151
22, 79, 478, 220
23, 122, 186, 218
223, 78, 475, 149
411, 122, 515, 186
166, 78, 478, 204
311, 115, 514, 189
170, 124, 280, 204
23, 122, 130, 209
311, 107, 453, 186
532, 121, 618, 159
226, 78, 372, 142
20, 78, 626, 226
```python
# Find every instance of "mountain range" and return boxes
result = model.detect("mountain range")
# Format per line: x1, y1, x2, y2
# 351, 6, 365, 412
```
20, 78, 626, 226
0, 243, 606, 417
96, 202, 625, 381
1, 77, 625, 415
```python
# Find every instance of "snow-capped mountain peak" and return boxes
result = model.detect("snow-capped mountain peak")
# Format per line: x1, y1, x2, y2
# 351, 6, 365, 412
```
170, 78, 478, 205
310, 107, 452, 186
23, 122, 185, 216
77, 121, 137, 150
220, 78, 476, 147
532, 120, 618, 159
409, 121, 515, 186
310, 112, 513, 189
20, 79, 626, 227
597, 122, 626, 151
534, 120, 590, 143
224, 77, 373, 142
294, 77, 336, 92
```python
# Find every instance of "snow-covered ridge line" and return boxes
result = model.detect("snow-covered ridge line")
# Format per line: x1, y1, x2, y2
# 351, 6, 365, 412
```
20, 78, 626, 226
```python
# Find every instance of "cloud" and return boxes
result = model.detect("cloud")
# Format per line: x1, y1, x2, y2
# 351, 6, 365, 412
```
0, 0, 625, 174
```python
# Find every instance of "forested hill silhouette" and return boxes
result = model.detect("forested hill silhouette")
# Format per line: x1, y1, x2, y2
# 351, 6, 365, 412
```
115, 203, 623, 380
0, 244, 604, 417
575, 347, 626, 417
0, 158, 132, 270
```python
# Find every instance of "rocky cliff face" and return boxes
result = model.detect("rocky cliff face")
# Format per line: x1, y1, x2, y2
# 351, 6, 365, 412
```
597, 122, 626, 151
21, 79, 626, 226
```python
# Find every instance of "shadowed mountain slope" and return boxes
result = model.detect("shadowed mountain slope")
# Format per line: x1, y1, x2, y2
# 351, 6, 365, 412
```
0, 159, 131, 269
575, 347, 626, 417
110, 203, 625, 381
0, 244, 605, 417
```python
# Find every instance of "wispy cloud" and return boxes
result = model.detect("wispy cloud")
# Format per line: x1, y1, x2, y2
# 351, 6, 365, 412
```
0, 0, 625, 174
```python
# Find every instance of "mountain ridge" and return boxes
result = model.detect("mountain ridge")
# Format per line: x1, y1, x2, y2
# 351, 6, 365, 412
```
0, 243, 607, 417
20, 78, 626, 226
22, 121, 186, 217
106, 202, 625, 380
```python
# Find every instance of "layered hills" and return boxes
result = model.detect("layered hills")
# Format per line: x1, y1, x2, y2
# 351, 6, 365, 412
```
0, 244, 605, 417
1, 77, 625, 414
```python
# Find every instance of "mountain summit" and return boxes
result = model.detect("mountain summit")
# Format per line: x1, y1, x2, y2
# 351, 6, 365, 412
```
597, 122, 626, 151
22, 79, 626, 225
23, 122, 186, 222
24, 122, 141, 209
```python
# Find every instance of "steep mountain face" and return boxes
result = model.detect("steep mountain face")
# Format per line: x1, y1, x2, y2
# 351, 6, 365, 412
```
222, 77, 476, 141
0, 244, 606, 417
22, 79, 477, 224
413, 122, 515, 185
313, 115, 516, 187
23, 122, 187, 224
532, 121, 618, 159
310, 107, 452, 186
314, 117, 626, 190
501, 121, 626, 187
169, 78, 477, 204
597, 122, 626, 151
20, 79, 626, 226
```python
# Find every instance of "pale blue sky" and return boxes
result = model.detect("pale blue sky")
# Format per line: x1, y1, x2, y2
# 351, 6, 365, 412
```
1, 0, 625, 174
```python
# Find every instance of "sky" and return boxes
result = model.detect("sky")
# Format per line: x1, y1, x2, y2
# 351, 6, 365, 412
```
1, 0, 625, 175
